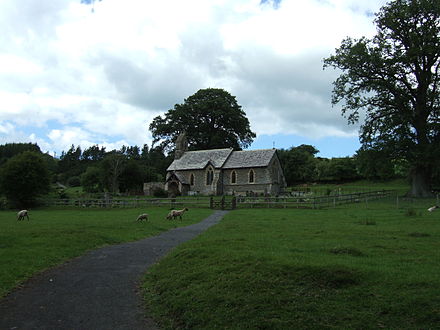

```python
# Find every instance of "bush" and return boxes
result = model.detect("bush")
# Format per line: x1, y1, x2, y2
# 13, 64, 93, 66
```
152, 187, 168, 198
0, 151, 50, 208
67, 176, 81, 187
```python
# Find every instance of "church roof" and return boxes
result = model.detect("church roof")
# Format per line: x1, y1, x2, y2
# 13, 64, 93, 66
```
223, 149, 276, 169
167, 148, 233, 171
167, 148, 277, 171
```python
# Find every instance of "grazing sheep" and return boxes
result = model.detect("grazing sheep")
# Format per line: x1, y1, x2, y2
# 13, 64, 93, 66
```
166, 207, 189, 220
136, 213, 149, 222
428, 205, 439, 212
17, 210, 29, 221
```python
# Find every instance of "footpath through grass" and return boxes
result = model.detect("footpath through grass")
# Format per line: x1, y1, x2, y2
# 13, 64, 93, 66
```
0, 207, 213, 298
142, 198, 440, 329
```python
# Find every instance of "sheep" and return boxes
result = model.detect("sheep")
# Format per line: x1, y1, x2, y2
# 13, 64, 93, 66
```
166, 207, 189, 220
136, 213, 149, 222
17, 210, 29, 221
428, 205, 439, 212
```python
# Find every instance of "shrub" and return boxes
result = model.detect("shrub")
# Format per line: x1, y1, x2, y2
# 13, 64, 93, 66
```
152, 187, 168, 198
0, 151, 50, 208
67, 176, 81, 187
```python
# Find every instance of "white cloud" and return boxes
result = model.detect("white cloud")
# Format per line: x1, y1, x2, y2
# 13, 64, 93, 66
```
0, 0, 387, 156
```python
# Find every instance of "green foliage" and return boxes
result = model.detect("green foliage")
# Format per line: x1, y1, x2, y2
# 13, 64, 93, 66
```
81, 166, 103, 193
355, 147, 397, 180
143, 202, 440, 329
57, 144, 171, 194
0, 143, 41, 166
152, 186, 168, 198
119, 160, 147, 194
278, 145, 318, 185
324, 0, 440, 197
325, 157, 359, 182
67, 176, 81, 187
278, 145, 361, 184
100, 152, 125, 193
0, 207, 213, 298
149, 88, 256, 152
0, 151, 51, 208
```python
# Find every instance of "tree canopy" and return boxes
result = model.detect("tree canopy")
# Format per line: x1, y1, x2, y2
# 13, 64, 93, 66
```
149, 88, 256, 152
0, 151, 51, 208
324, 0, 440, 197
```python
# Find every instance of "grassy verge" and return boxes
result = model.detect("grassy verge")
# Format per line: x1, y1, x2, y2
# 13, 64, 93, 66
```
289, 178, 410, 196
142, 198, 440, 329
0, 207, 212, 298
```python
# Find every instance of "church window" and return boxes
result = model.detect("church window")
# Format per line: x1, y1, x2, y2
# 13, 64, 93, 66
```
206, 167, 214, 185
190, 173, 195, 186
249, 169, 255, 183
231, 171, 237, 184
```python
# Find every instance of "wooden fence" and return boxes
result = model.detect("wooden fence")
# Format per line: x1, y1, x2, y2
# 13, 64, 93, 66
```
40, 197, 209, 209
236, 190, 394, 209
40, 190, 394, 209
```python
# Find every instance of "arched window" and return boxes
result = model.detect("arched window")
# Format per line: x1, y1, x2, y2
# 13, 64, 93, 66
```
206, 167, 214, 185
249, 169, 255, 183
190, 173, 195, 186
231, 171, 237, 184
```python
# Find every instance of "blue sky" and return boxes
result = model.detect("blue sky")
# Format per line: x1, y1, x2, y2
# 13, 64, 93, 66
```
251, 134, 360, 158
0, 0, 387, 158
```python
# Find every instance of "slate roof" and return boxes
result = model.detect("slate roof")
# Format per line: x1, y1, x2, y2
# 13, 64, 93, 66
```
223, 149, 276, 169
167, 148, 233, 171
167, 148, 277, 171
166, 171, 189, 184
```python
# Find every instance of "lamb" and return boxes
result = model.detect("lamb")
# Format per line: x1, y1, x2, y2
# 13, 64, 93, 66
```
428, 205, 439, 212
136, 213, 149, 222
17, 210, 29, 221
166, 207, 189, 220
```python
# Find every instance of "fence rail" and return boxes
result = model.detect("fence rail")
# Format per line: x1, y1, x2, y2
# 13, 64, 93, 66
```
40, 197, 210, 209
40, 190, 394, 209
236, 190, 394, 209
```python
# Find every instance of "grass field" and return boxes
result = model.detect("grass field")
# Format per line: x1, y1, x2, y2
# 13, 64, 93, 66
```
0, 207, 213, 298
142, 198, 440, 329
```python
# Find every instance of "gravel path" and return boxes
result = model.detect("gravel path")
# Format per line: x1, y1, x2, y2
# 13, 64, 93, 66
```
0, 210, 229, 330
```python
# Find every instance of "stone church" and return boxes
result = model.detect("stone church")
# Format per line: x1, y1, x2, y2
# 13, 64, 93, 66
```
165, 133, 286, 196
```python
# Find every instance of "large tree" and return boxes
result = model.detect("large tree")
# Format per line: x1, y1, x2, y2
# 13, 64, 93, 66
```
149, 88, 256, 152
0, 151, 51, 208
324, 0, 440, 197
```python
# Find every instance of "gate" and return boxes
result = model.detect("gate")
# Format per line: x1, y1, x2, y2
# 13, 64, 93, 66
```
210, 196, 236, 210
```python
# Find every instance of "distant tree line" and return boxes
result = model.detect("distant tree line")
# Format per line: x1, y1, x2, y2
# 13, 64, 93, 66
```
0, 142, 172, 208
57, 144, 172, 194
0, 140, 415, 209
277, 144, 410, 187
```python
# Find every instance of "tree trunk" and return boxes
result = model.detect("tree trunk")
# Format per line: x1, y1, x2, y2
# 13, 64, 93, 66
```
408, 167, 433, 197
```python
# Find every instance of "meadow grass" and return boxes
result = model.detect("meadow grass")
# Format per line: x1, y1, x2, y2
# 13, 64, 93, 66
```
0, 207, 213, 298
142, 198, 440, 329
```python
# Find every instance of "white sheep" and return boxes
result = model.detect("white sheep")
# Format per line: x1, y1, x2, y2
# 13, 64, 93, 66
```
166, 207, 189, 220
428, 205, 439, 212
17, 210, 29, 221
136, 213, 149, 222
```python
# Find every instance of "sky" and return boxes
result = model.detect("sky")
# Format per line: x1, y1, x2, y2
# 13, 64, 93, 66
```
0, 0, 389, 158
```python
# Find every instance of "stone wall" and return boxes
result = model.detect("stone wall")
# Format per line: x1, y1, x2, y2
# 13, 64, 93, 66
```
171, 159, 285, 196
143, 182, 166, 196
